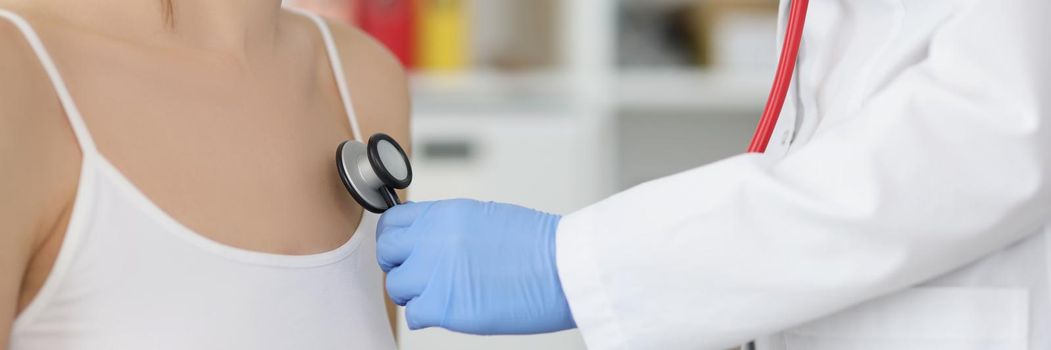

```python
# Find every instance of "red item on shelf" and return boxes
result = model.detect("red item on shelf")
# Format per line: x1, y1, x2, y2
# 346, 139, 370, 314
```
355, 0, 415, 68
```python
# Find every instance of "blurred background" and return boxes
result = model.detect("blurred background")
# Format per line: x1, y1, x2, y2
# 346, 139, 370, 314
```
288, 0, 779, 349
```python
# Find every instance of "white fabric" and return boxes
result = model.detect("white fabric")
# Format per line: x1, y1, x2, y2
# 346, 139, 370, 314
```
3, 8, 395, 350
557, 0, 1051, 349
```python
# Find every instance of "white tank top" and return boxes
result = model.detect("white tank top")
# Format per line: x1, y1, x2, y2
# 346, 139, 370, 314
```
3, 7, 395, 350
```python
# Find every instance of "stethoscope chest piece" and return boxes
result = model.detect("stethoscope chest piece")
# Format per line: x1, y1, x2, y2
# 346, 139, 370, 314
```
336, 133, 412, 213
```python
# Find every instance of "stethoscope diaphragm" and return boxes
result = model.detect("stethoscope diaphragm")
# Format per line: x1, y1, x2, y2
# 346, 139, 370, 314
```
336, 133, 412, 213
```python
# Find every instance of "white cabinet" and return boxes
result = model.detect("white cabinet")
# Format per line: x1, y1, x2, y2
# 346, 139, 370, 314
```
409, 112, 601, 214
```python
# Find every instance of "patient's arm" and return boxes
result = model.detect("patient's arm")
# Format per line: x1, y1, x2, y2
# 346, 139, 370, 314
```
325, 18, 412, 334
0, 19, 82, 348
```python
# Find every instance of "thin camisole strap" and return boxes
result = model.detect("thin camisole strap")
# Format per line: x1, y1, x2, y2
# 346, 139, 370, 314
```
0, 8, 97, 153
290, 9, 365, 142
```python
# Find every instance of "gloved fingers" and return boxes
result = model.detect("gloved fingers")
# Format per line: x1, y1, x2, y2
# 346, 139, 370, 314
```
404, 291, 445, 331
376, 227, 415, 273
377, 201, 433, 229
384, 260, 429, 306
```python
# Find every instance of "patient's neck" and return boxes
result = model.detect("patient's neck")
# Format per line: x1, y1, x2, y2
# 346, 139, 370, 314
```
43, 0, 286, 59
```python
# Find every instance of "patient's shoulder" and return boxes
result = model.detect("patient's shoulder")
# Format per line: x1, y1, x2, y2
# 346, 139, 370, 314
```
0, 2, 61, 117
0, 13, 81, 189
0, 3, 81, 309
323, 18, 411, 143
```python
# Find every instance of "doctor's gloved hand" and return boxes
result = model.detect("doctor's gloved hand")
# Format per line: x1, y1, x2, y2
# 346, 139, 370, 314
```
376, 199, 576, 335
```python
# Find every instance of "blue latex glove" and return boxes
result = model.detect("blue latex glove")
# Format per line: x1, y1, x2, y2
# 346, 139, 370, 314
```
376, 199, 576, 335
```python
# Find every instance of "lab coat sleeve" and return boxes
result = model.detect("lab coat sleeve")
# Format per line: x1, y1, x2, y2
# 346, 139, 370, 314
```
556, 1, 1051, 349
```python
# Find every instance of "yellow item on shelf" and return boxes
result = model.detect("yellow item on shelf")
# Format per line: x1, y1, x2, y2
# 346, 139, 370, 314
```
416, 0, 468, 71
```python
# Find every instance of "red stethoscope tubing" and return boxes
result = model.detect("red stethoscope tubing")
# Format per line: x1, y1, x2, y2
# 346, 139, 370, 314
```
747, 0, 810, 153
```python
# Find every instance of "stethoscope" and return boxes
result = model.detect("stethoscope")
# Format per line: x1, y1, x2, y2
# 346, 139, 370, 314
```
336, 133, 413, 213
749, 0, 809, 153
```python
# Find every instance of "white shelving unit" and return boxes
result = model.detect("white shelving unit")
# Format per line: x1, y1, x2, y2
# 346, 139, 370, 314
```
617, 68, 771, 112
408, 0, 621, 205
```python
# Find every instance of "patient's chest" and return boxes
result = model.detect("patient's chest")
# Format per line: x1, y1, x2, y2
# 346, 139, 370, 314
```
37, 15, 364, 255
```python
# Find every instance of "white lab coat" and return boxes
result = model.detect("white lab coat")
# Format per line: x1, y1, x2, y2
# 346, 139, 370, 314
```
556, 0, 1051, 349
